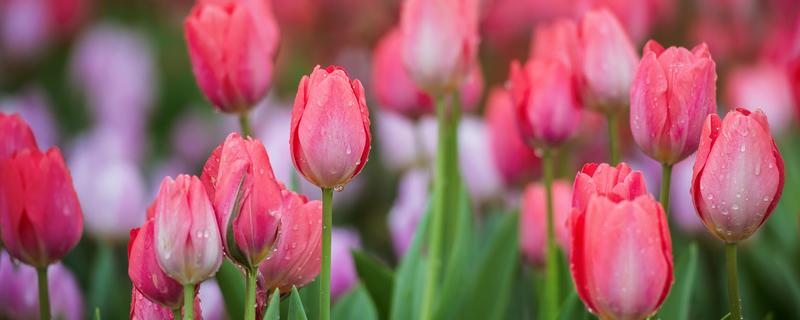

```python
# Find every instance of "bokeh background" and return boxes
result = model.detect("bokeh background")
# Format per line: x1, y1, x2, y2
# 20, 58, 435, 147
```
1, 0, 799, 319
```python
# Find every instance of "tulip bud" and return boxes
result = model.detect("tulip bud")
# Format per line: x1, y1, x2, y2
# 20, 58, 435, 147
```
520, 181, 571, 267
630, 40, 717, 165
579, 9, 639, 112
399, 0, 479, 93
691, 108, 784, 242
0, 253, 84, 320
0, 148, 83, 268
290, 65, 371, 190
509, 58, 583, 147
130, 289, 175, 320
0, 112, 37, 157
128, 217, 183, 309
185, 0, 280, 113
572, 162, 648, 213
153, 175, 223, 285
201, 133, 282, 269
258, 189, 322, 294
484, 87, 540, 185
570, 194, 673, 319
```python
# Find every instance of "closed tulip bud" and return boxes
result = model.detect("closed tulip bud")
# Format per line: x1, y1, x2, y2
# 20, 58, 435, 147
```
258, 189, 322, 294
509, 58, 583, 147
290, 65, 371, 190
153, 175, 223, 285
128, 217, 183, 309
0, 148, 82, 268
485, 87, 540, 185
579, 9, 639, 112
185, 0, 280, 113
630, 40, 717, 165
201, 133, 282, 269
572, 162, 648, 214
400, 0, 479, 93
0, 112, 37, 157
691, 108, 784, 242
570, 194, 673, 319
520, 181, 571, 267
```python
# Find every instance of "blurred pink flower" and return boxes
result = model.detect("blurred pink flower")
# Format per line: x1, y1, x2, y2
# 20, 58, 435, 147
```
726, 62, 795, 135
198, 280, 225, 320
0, 253, 83, 320
575, 0, 674, 43
388, 169, 429, 257
458, 116, 504, 203
331, 228, 361, 300
0, 0, 87, 61
0, 89, 58, 149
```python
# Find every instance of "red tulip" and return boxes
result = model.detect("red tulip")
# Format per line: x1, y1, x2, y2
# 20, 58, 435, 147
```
128, 216, 183, 309
153, 175, 223, 285
201, 133, 282, 269
570, 194, 673, 319
0, 147, 82, 268
399, 0, 479, 93
290, 65, 371, 189
691, 108, 784, 242
484, 87, 540, 185
130, 289, 175, 320
630, 40, 717, 164
572, 162, 648, 214
0, 112, 38, 158
185, 0, 280, 113
520, 181, 572, 267
258, 189, 322, 294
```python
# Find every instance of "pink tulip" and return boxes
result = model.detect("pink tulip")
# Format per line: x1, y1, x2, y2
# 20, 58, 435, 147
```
0, 91, 57, 149
130, 289, 175, 320
201, 133, 282, 268
128, 217, 183, 309
570, 194, 673, 320
0, 253, 84, 320
484, 87, 540, 185
530, 18, 580, 70
331, 229, 361, 300
0, 147, 83, 268
0, 0, 87, 61
376, 111, 421, 172
520, 181, 572, 267
290, 65, 371, 189
691, 108, 784, 242
630, 40, 717, 165
153, 175, 223, 285
258, 189, 322, 294
388, 169, 429, 257
726, 62, 795, 135
579, 9, 639, 111
458, 116, 504, 203
185, 0, 280, 113
575, 0, 673, 43
0, 112, 37, 158
400, 0, 479, 93
572, 162, 648, 213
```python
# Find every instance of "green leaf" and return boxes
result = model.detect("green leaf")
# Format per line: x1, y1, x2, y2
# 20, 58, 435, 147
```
389, 202, 431, 320
660, 243, 699, 320
721, 312, 731, 320
225, 176, 249, 266
94, 307, 101, 320
215, 260, 245, 320
333, 285, 379, 320
557, 290, 591, 320
298, 276, 320, 320
352, 251, 394, 320
435, 189, 475, 319
89, 244, 115, 314
263, 289, 281, 320
287, 286, 308, 320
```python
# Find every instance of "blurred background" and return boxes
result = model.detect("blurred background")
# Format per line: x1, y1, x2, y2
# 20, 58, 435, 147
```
0, 0, 799, 319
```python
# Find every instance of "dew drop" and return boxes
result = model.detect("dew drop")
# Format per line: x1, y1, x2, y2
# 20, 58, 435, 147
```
732, 204, 739, 211
334, 185, 344, 192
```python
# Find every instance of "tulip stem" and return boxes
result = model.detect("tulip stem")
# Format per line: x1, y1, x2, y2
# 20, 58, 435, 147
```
36, 266, 50, 320
607, 112, 619, 164
245, 269, 257, 320
542, 148, 559, 320
660, 163, 673, 215
321, 187, 333, 320
183, 284, 194, 320
239, 113, 252, 137
726, 243, 743, 320
172, 308, 181, 319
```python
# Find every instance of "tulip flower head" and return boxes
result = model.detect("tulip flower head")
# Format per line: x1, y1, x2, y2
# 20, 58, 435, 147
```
691, 108, 784, 242
128, 216, 184, 309
484, 87, 540, 185
572, 162, 648, 214
290, 65, 371, 190
0, 112, 38, 157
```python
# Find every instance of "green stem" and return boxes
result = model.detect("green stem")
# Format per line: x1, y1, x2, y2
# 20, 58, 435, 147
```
660, 163, 673, 215
37, 266, 50, 320
321, 188, 333, 320
726, 243, 743, 320
244, 269, 257, 320
183, 284, 194, 320
239, 113, 252, 137
607, 112, 619, 164
172, 308, 181, 319
542, 149, 559, 320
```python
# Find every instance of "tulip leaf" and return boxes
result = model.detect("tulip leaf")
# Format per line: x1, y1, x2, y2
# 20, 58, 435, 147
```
557, 290, 591, 320
435, 188, 475, 319
721, 312, 731, 320
389, 201, 431, 320
660, 243, 699, 320
287, 286, 308, 320
333, 285, 379, 320
352, 250, 394, 319
263, 288, 280, 320
89, 244, 115, 314
225, 176, 249, 267
298, 276, 320, 320
216, 260, 245, 320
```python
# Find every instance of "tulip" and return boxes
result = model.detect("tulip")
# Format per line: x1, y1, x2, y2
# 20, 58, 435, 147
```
725, 63, 795, 135
691, 108, 784, 242
399, 0, 479, 93
629, 40, 717, 165
529, 19, 580, 70
0, 91, 57, 149
0, 112, 37, 157
128, 218, 184, 310
130, 289, 176, 320
458, 116, 504, 204
185, 0, 280, 113
484, 87, 540, 185
388, 169, 429, 257
520, 181, 571, 267
331, 229, 361, 300
201, 132, 283, 269
0, 0, 87, 61
0, 253, 84, 320
572, 162, 648, 213
198, 280, 225, 320
575, 0, 674, 43
290, 65, 371, 190
569, 194, 673, 320
376, 111, 421, 172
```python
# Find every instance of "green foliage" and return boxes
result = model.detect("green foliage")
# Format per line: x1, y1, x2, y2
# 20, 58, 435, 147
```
333, 285, 379, 320
287, 286, 308, 320
263, 289, 280, 320
352, 251, 394, 319
660, 243, 699, 320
